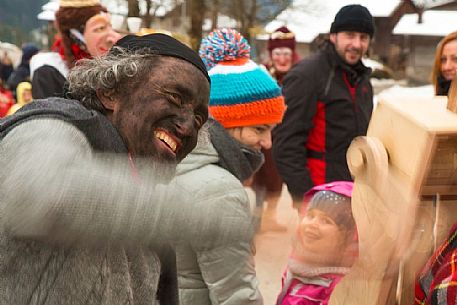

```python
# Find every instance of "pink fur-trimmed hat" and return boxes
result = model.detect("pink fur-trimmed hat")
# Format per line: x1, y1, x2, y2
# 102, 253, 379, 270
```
302, 181, 355, 230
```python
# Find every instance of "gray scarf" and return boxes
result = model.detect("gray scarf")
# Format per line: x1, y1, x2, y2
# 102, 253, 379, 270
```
208, 118, 264, 182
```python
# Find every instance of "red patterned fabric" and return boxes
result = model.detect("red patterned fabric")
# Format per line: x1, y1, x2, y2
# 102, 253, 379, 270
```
52, 37, 91, 62
415, 222, 457, 305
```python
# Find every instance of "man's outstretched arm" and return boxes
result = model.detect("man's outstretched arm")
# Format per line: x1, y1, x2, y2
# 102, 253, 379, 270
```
0, 119, 252, 247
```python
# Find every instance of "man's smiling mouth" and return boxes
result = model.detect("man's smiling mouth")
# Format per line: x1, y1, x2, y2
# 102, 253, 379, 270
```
154, 130, 178, 153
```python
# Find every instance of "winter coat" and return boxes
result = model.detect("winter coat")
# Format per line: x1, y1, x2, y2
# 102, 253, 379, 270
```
0, 98, 251, 305
415, 222, 457, 305
30, 52, 68, 99
0, 87, 14, 118
273, 41, 373, 202
0, 61, 13, 83
6, 63, 30, 95
174, 119, 263, 305
277, 260, 349, 305
278, 272, 343, 305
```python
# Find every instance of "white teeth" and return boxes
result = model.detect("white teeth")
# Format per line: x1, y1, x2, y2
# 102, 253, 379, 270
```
154, 131, 177, 153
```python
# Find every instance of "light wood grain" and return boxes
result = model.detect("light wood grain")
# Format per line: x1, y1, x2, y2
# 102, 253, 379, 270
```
329, 92, 457, 305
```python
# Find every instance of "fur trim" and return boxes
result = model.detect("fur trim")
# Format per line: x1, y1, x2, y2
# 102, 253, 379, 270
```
60, 0, 101, 7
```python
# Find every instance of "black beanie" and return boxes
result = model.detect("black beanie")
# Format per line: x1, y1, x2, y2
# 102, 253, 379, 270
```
113, 33, 210, 84
330, 4, 375, 37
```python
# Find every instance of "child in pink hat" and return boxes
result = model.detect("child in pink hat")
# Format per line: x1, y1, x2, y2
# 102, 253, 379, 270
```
277, 181, 358, 305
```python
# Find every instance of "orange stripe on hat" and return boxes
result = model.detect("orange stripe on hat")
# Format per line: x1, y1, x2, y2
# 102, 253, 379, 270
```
218, 58, 250, 66
209, 96, 286, 128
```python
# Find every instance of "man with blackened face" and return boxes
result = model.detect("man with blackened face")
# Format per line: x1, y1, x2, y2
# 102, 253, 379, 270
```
0, 34, 248, 305
107, 57, 208, 167
72, 34, 209, 179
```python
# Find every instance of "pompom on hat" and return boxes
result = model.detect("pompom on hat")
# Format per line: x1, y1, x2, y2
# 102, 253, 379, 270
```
267, 26, 296, 53
199, 28, 285, 128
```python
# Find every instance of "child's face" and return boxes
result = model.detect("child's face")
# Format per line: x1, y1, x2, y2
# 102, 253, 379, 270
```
23, 89, 32, 103
297, 208, 350, 266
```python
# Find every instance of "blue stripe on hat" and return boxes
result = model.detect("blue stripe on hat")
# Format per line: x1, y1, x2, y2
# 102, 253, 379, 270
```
209, 67, 281, 105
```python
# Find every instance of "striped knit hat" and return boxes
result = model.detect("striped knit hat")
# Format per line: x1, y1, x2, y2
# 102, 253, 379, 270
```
199, 28, 285, 128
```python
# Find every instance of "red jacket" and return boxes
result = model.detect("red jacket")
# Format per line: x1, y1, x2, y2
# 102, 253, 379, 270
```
0, 87, 14, 118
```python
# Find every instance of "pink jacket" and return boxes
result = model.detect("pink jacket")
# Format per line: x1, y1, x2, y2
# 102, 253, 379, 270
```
277, 271, 343, 305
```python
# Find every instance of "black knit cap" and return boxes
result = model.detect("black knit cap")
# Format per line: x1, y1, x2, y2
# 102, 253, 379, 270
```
112, 33, 210, 84
330, 4, 375, 37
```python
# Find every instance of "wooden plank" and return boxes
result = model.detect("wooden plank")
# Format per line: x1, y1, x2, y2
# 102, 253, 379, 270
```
397, 202, 435, 305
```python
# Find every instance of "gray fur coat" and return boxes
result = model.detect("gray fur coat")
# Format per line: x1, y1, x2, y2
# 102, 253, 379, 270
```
0, 104, 252, 304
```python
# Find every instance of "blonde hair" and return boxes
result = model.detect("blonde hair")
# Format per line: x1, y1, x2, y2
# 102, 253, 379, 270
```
432, 31, 457, 94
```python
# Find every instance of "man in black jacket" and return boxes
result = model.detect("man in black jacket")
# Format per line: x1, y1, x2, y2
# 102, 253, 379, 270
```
273, 4, 375, 208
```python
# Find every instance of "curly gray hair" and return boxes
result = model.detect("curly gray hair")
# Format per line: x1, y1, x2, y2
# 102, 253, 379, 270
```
67, 47, 162, 113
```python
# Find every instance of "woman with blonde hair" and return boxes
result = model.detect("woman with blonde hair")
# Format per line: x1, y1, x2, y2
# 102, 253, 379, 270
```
431, 31, 457, 96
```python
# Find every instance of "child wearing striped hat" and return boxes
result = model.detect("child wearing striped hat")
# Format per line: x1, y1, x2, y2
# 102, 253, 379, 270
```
174, 28, 285, 305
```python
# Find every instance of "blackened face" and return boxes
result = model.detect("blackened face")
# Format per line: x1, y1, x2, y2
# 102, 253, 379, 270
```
110, 57, 209, 166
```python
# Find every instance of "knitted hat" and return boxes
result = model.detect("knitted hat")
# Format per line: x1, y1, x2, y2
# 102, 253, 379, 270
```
304, 181, 355, 231
114, 33, 210, 84
199, 28, 285, 128
330, 4, 375, 37
55, 0, 107, 66
268, 26, 296, 53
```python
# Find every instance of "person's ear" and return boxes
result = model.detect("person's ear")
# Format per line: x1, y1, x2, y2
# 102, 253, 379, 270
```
96, 89, 117, 111
329, 33, 337, 44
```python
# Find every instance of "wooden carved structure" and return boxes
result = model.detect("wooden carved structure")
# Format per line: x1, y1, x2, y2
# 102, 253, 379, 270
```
329, 87, 457, 305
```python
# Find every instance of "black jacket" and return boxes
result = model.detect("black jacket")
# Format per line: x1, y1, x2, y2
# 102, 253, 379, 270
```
32, 65, 66, 99
273, 42, 373, 201
6, 63, 30, 96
